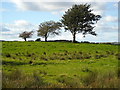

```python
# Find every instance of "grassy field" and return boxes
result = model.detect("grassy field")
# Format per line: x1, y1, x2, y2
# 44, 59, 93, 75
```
2, 41, 119, 88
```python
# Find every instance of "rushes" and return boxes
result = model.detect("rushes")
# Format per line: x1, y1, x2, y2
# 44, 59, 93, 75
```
40, 51, 92, 60
3, 69, 118, 88
2, 69, 47, 88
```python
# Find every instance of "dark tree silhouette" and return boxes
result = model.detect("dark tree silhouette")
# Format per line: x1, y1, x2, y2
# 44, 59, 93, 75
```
61, 4, 101, 43
19, 31, 33, 41
37, 21, 62, 42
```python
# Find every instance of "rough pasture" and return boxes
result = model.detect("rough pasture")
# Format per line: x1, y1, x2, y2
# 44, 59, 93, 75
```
2, 41, 119, 88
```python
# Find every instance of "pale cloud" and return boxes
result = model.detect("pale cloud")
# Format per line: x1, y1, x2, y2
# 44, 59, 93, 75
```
90, 2, 106, 15
0, 8, 7, 12
93, 15, 118, 33
14, 20, 33, 28
1, 20, 38, 41
104, 16, 117, 22
113, 3, 118, 8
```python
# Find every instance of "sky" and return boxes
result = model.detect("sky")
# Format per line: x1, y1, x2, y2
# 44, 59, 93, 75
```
0, 0, 119, 42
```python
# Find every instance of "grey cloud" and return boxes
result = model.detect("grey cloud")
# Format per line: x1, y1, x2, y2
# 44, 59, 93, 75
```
16, 2, 75, 11
21, 2, 46, 11
11, 1, 106, 13
1, 27, 11, 32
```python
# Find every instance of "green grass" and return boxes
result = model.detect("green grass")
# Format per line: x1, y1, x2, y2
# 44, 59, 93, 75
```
2, 41, 119, 88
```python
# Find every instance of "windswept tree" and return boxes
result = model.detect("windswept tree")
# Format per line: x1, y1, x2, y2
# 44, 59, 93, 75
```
37, 21, 62, 42
61, 4, 101, 43
19, 31, 33, 41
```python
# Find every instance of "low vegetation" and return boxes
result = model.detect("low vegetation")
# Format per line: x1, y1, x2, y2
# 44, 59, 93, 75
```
2, 41, 119, 88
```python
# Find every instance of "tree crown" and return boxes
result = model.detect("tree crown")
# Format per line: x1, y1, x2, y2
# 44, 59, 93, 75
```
61, 4, 101, 37
37, 20, 62, 38
19, 31, 33, 39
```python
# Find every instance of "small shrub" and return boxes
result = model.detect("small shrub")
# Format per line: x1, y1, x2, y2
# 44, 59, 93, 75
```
84, 56, 91, 59
68, 57, 72, 60
53, 53, 56, 55
27, 54, 32, 57
95, 55, 101, 59
12, 57, 16, 59
43, 52, 46, 55
106, 51, 111, 55
49, 56, 55, 60
64, 53, 67, 55
99, 54, 107, 58
32, 57, 36, 60
31, 53, 35, 55
65, 50, 68, 53
82, 68, 91, 72
79, 51, 83, 54
39, 70, 47, 75
5, 53, 11, 57
15, 53, 19, 56
19, 58, 22, 60
96, 51, 99, 53
60, 57, 65, 60
110, 52, 114, 55
40, 56, 48, 61
29, 61, 33, 64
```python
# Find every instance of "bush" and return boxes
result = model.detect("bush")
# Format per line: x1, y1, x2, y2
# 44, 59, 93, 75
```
4, 53, 11, 57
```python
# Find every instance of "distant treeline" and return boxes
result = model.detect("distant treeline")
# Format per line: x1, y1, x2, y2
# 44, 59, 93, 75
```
0, 40, 119, 45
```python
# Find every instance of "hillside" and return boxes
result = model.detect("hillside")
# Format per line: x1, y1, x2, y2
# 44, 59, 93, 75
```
2, 41, 119, 88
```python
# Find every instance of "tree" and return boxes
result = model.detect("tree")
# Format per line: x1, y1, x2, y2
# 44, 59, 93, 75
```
37, 21, 62, 42
19, 31, 33, 41
61, 4, 101, 43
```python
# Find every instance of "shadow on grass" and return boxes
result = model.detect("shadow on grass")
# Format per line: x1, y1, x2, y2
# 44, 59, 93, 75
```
2, 60, 27, 66
2, 60, 67, 66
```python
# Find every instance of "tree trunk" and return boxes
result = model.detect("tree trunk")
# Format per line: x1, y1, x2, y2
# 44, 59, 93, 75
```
24, 38, 27, 41
45, 36, 47, 42
72, 32, 76, 43
45, 33, 48, 42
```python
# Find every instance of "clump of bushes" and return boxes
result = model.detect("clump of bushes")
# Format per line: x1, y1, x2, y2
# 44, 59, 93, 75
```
95, 54, 108, 59
40, 56, 48, 61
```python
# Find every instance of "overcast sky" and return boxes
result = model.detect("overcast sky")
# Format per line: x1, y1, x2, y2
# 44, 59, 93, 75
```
0, 0, 118, 42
